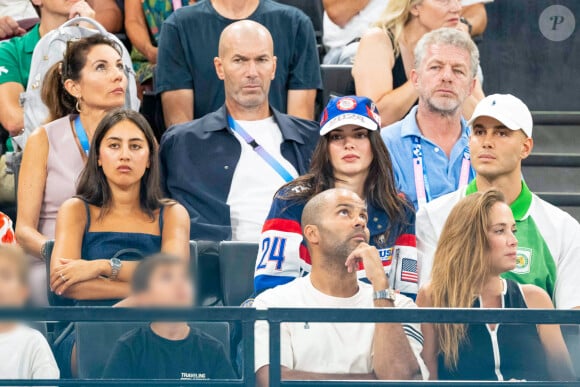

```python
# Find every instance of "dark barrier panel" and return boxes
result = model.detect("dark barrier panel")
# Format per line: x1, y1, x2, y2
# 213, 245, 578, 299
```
1, 307, 580, 386
479, 1, 580, 110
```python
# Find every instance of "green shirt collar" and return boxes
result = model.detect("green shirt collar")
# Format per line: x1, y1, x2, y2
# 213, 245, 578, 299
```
465, 179, 532, 221
22, 24, 40, 54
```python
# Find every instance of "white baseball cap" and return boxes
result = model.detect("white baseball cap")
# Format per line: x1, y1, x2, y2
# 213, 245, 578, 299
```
467, 94, 533, 137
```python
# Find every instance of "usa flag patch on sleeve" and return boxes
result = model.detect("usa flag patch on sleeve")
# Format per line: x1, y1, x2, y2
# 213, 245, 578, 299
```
401, 258, 418, 283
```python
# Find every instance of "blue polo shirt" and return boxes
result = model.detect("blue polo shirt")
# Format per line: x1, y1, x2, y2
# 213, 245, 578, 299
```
382, 106, 475, 209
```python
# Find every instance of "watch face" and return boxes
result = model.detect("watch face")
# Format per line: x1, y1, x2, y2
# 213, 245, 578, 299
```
111, 258, 122, 267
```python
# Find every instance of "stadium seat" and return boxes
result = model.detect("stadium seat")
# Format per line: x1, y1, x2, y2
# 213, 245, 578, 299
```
43, 240, 74, 307
218, 242, 258, 306
275, 0, 323, 42
140, 91, 166, 142
320, 65, 356, 106
76, 321, 231, 378
192, 241, 222, 306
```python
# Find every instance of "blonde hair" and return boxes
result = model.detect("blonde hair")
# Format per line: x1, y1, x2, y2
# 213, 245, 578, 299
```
374, 0, 423, 57
0, 245, 29, 285
430, 189, 506, 370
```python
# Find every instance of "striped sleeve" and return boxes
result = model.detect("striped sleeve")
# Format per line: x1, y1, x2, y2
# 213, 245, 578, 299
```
395, 295, 429, 380
254, 194, 309, 295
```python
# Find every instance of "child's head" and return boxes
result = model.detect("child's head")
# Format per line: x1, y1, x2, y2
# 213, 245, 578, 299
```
0, 246, 29, 306
132, 254, 193, 307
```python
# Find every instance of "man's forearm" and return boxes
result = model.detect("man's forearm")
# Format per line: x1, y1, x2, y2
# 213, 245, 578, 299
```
282, 367, 375, 381
161, 90, 194, 127
323, 0, 370, 28
287, 89, 316, 120
372, 300, 422, 380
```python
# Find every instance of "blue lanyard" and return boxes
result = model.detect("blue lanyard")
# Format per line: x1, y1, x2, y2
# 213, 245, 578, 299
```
227, 115, 294, 183
412, 136, 471, 208
74, 116, 90, 156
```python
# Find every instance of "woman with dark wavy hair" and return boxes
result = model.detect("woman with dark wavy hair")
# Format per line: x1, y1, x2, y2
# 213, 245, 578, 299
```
50, 109, 189, 303
254, 96, 417, 299
51, 109, 190, 377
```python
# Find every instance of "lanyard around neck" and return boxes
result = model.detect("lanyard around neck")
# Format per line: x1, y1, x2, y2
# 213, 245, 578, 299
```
74, 115, 90, 156
412, 136, 470, 208
227, 115, 294, 183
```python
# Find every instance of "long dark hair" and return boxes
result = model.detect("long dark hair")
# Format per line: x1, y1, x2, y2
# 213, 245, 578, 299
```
76, 109, 172, 220
41, 35, 123, 122
281, 130, 411, 244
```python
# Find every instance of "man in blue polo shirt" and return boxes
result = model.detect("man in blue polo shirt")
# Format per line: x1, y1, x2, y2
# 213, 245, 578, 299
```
156, 0, 322, 127
382, 28, 480, 209
159, 20, 319, 242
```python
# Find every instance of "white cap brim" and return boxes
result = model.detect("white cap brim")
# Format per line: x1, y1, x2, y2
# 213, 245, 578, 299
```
468, 111, 523, 131
320, 114, 379, 136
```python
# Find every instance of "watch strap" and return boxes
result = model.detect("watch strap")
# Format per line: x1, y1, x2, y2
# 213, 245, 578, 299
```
109, 258, 122, 280
373, 288, 396, 302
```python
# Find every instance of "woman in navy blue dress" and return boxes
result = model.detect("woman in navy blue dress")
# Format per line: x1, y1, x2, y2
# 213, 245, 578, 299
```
50, 109, 190, 302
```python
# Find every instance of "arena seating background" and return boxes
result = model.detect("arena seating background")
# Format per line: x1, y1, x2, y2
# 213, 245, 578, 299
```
0, 1, 579, 383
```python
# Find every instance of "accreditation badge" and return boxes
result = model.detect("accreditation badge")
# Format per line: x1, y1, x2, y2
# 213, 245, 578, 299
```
512, 247, 532, 274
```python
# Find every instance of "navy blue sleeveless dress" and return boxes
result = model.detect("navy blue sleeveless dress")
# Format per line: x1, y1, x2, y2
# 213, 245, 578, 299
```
55, 202, 165, 377
438, 279, 549, 381
80, 200, 163, 263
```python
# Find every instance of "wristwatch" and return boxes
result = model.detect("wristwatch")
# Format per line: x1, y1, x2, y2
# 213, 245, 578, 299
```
109, 258, 122, 280
373, 288, 397, 302
460, 17, 473, 35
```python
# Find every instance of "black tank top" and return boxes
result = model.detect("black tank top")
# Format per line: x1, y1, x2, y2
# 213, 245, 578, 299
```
349, 31, 411, 100
387, 31, 409, 90
438, 279, 550, 381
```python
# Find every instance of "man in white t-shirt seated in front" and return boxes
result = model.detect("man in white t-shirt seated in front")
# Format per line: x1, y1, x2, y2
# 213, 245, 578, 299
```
254, 188, 427, 385
322, 0, 492, 65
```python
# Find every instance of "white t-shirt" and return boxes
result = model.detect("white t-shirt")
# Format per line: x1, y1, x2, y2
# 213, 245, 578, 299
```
0, 0, 38, 20
254, 276, 428, 378
323, 0, 493, 51
461, 0, 493, 6
323, 0, 387, 52
0, 325, 59, 379
227, 117, 298, 242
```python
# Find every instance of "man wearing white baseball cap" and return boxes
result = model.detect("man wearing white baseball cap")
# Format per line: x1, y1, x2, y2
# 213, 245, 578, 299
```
416, 94, 580, 309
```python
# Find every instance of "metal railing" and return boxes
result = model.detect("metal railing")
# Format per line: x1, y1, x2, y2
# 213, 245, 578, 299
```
1, 307, 580, 386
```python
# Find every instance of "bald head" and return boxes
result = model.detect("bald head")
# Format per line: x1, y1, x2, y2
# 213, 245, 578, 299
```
218, 20, 274, 58
214, 20, 277, 112
302, 188, 370, 268
302, 189, 366, 231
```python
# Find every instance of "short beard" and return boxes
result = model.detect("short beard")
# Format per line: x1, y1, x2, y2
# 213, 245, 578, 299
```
320, 238, 359, 274
425, 97, 461, 117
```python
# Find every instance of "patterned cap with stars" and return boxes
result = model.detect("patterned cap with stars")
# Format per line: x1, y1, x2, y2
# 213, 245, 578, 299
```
319, 96, 381, 136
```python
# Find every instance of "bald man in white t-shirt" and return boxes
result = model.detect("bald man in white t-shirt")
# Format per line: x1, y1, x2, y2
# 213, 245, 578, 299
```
254, 189, 427, 385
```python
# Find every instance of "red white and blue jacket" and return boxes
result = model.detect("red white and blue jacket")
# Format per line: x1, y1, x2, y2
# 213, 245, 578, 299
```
253, 186, 419, 299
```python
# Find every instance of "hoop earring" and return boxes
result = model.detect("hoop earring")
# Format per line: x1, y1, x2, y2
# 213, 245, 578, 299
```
75, 99, 82, 113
